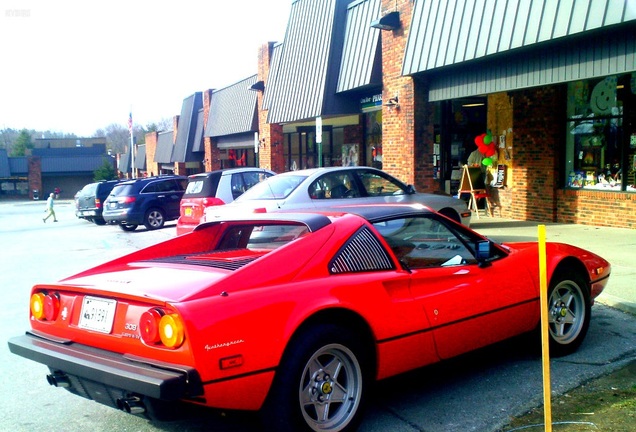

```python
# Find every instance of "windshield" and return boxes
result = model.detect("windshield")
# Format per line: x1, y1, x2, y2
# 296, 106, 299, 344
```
236, 175, 307, 201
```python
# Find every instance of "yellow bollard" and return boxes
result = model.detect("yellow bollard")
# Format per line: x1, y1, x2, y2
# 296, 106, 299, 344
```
538, 224, 552, 431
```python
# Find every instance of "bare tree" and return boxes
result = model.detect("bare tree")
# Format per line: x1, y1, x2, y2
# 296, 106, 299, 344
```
102, 124, 130, 154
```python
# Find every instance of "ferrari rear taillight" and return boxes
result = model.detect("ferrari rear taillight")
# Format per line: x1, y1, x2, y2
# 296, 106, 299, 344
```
139, 308, 185, 349
43, 293, 60, 321
30, 292, 60, 321
159, 314, 185, 348
139, 309, 164, 344
30, 293, 46, 320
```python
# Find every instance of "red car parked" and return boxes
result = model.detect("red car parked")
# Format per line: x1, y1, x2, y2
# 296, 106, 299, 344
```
8, 204, 610, 432
176, 167, 275, 235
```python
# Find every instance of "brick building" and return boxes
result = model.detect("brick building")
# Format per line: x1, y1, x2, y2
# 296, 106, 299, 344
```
142, 0, 635, 229
0, 138, 114, 200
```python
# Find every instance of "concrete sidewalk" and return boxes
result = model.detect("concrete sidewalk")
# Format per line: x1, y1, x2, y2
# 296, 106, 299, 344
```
471, 217, 636, 316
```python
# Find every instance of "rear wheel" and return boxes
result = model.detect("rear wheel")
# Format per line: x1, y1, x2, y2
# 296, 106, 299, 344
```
119, 223, 138, 231
547, 271, 591, 357
144, 209, 165, 230
262, 324, 369, 432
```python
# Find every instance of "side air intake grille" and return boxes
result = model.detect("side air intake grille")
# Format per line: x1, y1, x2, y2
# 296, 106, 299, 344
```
329, 227, 394, 274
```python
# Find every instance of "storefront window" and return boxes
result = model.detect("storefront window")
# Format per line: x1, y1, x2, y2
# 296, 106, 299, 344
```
565, 74, 636, 192
284, 128, 334, 170
364, 110, 382, 169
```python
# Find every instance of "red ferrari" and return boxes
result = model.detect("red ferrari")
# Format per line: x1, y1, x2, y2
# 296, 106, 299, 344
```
8, 204, 610, 432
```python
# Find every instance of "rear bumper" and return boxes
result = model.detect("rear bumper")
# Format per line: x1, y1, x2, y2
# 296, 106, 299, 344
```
8, 332, 203, 401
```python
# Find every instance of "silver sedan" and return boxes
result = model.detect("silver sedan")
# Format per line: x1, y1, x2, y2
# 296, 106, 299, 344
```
205, 166, 472, 226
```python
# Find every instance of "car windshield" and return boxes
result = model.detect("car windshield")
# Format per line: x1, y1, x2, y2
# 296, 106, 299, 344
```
236, 175, 307, 201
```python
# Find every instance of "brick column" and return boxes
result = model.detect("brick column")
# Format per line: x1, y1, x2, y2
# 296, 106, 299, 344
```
145, 132, 159, 177
256, 42, 286, 173
380, 0, 422, 187
28, 156, 42, 199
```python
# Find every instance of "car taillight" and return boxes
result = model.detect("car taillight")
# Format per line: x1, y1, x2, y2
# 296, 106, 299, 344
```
122, 196, 136, 204
139, 308, 164, 344
95, 198, 102, 209
139, 309, 185, 349
202, 197, 225, 207
159, 314, 185, 348
30, 292, 60, 321
30, 293, 46, 320
44, 293, 60, 321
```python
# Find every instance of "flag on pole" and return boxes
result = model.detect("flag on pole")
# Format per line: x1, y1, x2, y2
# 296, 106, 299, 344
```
128, 112, 133, 134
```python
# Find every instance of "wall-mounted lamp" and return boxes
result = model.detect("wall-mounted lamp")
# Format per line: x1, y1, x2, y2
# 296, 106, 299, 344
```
370, 11, 401, 31
384, 95, 399, 109
249, 80, 265, 92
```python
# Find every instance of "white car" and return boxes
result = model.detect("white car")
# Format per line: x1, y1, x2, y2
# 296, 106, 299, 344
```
205, 166, 471, 226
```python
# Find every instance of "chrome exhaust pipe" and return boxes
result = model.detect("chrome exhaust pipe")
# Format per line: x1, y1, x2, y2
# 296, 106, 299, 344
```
117, 397, 146, 414
46, 373, 71, 388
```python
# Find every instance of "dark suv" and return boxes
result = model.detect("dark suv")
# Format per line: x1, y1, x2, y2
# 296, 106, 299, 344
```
103, 175, 187, 231
75, 180, 121, 225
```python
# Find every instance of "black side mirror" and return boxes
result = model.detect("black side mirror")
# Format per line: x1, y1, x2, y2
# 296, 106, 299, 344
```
406, 184, 416, 194
475, 240, 492, 267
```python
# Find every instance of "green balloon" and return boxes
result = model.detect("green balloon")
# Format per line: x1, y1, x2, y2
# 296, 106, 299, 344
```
483, 134, 492, 145
482, 157, 493, 166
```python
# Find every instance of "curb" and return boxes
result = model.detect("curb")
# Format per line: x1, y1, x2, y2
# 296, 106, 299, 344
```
597, 294, 636, 316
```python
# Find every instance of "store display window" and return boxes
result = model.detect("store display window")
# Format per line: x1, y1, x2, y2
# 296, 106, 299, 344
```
565, 73, 636, 192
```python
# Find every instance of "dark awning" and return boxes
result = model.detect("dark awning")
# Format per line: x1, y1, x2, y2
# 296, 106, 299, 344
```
173, 92, 203, 163
205, 75, 258, 138
155, 131, 174, 164
403, 0, 636, 101
336, 0, 382, 93
265, 0, 357, 124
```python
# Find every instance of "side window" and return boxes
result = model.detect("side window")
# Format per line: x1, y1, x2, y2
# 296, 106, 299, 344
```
231, 174, 246, 200
373, 217, 477, 268
158, 180, 174, 193
243, 172, 271, 189
358, 170, 405, 196
308, 172, 360, 199
142, 182, 158, 193
176, 178, 187, 191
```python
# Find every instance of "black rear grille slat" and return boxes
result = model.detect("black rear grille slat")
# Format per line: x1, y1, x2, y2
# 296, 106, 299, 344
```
142, 254, 257, 271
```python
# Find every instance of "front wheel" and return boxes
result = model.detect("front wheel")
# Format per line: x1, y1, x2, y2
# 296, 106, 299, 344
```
262, 324, 369, 432
547, 271, 591, 357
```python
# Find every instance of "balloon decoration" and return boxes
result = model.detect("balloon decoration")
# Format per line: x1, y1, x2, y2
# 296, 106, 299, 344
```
482, 157, 493, 167
474, 130, 497, 157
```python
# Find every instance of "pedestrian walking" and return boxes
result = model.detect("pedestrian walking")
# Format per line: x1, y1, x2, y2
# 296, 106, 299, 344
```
43, 192, 58, 223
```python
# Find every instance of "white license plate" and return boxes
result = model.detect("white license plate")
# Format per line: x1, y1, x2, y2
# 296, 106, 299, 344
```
78, 296, 117, 333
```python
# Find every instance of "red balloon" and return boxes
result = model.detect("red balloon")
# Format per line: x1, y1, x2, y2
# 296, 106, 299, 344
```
485, 147, 496, 157
474, 134, 485, 146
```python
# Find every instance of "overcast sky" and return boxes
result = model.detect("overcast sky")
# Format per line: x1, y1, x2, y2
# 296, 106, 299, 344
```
0, 0, 291, 137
